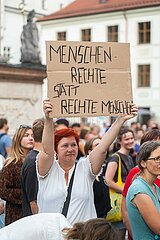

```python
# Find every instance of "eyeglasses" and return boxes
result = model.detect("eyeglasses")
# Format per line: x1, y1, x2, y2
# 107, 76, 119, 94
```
147, 156, 160, 163
19, 124, 32, 129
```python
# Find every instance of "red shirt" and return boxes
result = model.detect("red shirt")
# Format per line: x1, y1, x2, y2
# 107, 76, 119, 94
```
122, 166, 160, 197
122, 166, 140, 197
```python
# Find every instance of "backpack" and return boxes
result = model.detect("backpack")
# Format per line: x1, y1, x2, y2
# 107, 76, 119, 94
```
93, 162, 111, 218
0, 133, 7, 157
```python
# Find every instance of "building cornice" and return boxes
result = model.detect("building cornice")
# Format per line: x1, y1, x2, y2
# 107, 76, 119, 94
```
0, 64, 46, 84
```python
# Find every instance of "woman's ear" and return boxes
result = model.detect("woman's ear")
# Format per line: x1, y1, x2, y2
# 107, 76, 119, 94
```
141, 160, 147, 169
88, 149, 92, 154
54, 150, 58, 159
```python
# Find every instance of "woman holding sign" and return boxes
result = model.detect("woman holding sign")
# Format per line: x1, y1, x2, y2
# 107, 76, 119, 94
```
36, 98, 138, 225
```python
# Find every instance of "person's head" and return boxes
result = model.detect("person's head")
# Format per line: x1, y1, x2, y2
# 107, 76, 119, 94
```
32, 118, 44, 142
116, 127, 135, 151
0, 118, 9, 133
130, 122, 138, 131
140, 129, 160, 145
55, 118, 69, 131
63, 218, 118, 240
80, 128, 91, 141
136, 128, 144, 141
84, 137, 101, 155
147, 119, 159, 130
150, 123, 159, 130
91, 124, 101, 137
136, 141, 160, 174
54, 128, 79, 165
27, 9, 35, 22
71, 123, 81, 136
5, 125, 34, 166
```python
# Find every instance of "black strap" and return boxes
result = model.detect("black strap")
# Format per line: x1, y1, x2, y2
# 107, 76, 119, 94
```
62, 163, 77, 217
116, 152, 129, 174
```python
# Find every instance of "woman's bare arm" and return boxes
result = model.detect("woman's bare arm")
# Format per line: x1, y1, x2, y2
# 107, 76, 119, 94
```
133, 193, 160, 235
122, 196, 133, 237
37, 99, 55, 176
105, 161, 123, 193
89, 104, 138, 175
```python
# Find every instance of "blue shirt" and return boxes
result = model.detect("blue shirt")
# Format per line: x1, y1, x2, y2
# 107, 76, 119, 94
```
126, 177, 160, 240
0, 133, 12, 158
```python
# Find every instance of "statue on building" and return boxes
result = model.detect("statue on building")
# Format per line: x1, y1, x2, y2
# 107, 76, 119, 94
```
20, 10, 41, 64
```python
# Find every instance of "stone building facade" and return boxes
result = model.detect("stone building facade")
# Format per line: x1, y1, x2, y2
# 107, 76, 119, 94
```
0, 64, 46, 135
38, 0, 160, 124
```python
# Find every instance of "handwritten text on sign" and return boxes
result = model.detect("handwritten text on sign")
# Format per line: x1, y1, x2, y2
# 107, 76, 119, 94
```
46, 41, 133, 117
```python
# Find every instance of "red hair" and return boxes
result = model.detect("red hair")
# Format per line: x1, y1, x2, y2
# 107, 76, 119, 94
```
54, 128, 79, 153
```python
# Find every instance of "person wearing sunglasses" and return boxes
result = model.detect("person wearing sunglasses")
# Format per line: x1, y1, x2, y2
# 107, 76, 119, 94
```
0, 125, 34, 225
126, 141, 160, 240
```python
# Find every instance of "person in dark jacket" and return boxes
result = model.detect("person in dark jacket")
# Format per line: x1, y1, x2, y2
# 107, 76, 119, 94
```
84, 137, 111, 218
21, 118, 44, 217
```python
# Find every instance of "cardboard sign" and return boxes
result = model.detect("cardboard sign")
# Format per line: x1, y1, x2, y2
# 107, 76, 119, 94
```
46, 41, 133, 118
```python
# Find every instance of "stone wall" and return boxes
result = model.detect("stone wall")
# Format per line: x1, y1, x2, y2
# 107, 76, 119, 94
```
0, 64, 46, 136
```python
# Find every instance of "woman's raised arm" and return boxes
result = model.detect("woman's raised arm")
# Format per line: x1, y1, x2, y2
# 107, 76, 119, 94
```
89, 104, 138, 175
37, 99, 55, 176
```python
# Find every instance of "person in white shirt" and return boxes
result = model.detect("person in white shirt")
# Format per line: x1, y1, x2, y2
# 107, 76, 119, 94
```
37, 98, 138, 225
0, 213, 70, 240
0, 154, 5, 170
0, 212, 118, 240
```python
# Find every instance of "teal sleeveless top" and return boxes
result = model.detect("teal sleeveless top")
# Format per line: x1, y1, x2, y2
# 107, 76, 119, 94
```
126, 177, 160, 240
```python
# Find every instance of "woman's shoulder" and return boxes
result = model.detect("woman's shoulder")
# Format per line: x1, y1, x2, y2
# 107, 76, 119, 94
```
2, 160, 22, 178
6, 159, 22, 168
130, 177, 148, 188
128, 177, 152, 198
107, 152, 119, 163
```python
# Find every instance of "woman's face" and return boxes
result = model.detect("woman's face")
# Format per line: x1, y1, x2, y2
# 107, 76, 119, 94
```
119, 132, 135, 150
57, 136, 78, 165
92, 138, 101, 150
21, 129, 34, 150
142, 146, 160, 176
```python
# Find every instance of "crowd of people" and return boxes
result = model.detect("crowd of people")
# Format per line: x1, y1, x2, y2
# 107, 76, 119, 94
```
0, 99, 160, 239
